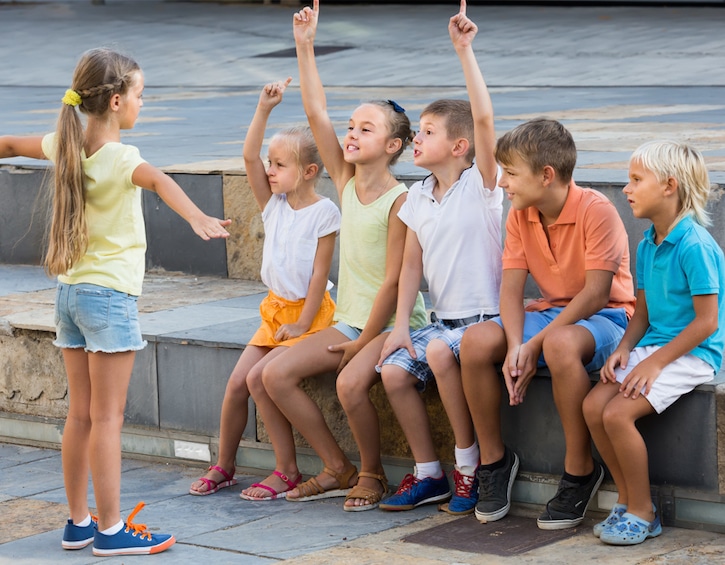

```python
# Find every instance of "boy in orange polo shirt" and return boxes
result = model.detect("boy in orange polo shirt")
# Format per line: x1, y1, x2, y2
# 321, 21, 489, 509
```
459, 118, 635, 529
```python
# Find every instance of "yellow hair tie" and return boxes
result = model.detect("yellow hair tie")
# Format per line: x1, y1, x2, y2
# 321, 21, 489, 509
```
61, 89, 82, 107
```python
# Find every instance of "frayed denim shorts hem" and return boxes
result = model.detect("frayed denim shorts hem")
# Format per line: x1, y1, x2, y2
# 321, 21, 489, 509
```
53, 282, 147, 353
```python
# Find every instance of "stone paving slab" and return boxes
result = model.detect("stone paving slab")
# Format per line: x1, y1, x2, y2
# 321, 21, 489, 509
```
0, 1, 724, 184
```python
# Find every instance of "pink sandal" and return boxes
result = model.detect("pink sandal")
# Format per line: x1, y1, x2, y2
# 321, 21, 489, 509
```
189, 465, 237, 496
240, 470, 302, 501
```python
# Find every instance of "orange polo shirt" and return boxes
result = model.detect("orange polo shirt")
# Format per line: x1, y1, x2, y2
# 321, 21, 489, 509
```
503, 184, 635, 318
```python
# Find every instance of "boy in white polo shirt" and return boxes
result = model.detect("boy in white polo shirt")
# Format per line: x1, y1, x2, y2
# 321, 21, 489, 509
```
375, 1, 503, 514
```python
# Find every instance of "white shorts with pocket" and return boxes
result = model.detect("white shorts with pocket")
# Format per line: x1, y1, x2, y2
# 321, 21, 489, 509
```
614, 345, 714, 413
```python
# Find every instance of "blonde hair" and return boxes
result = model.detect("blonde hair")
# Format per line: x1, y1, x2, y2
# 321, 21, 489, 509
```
46, 48, 140, 276
630, 140, 712, 227
271, 126, 324, 185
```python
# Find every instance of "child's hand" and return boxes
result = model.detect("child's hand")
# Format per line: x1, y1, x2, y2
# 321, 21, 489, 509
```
293, 0, 319, 44
328, 338, 362, 373
600, 349, 628, 383
502, 342, 538, 406
449, 0, 477, 51
189, 215, 232, 240
377, 326, 415, 367
275, 322, 306, 342
259, 77, 292, 110
619, 357, 662, 400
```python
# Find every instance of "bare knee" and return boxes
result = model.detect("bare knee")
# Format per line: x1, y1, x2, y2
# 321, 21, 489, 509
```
582, 393, 603, 429
337, 371, 368, 412
381, 365, 417, 399
460, 322, 505, 380
601, 402, 633, 435
226, 368, 251, 400
426, 339, 455, 375
542, 326, 592, 373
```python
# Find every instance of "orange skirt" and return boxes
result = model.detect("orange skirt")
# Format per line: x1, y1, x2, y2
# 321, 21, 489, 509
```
248, 290, 335, 348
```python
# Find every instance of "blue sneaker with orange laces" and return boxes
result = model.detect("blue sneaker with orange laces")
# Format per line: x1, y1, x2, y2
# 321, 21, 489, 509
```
379, 468, 451, 511
62, 514, 97, 550
92, 502, 175, 556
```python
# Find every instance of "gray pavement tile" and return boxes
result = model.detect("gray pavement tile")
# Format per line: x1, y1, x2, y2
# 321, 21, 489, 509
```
184, 497, 439, 561
155, 317, 262, 347
0, 456, 64, 498
0, 529, 99, 565
0, 265, 55, 297
139, 303, 260, 337
0, 444, 58, 468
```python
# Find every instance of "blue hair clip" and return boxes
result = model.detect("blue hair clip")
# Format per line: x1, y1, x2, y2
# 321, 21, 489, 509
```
387, 99, 406, 113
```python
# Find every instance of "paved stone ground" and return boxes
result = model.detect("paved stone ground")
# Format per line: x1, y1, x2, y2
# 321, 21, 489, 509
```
0, 0, 724, 184
3, 441, 725, 565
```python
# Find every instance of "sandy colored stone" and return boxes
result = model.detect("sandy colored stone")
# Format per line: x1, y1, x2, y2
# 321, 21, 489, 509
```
0, 498, 73, 544
0, 330, 66, 419
223, 173, 264, 281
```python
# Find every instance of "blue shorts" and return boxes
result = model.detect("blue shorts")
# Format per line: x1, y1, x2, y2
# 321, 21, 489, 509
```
381, 314, 496, 390
492, 307, 627, 372
54, 283, 147, 353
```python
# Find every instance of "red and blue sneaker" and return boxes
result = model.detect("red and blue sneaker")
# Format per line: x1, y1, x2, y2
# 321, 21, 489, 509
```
379, 469, 451, 511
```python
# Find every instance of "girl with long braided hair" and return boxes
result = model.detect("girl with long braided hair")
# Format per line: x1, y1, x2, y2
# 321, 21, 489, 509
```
0, 47, 230, 556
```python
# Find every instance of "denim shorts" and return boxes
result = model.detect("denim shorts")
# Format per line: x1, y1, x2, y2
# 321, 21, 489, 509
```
492, 306, 627, 372
54, 282, 147, 353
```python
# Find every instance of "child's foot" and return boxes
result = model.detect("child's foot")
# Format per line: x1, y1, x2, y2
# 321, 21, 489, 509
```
439, 465, 479, 516
92, 502, 175, 556
379, 469, 451, 511
240, 470, 302, 500
600, 510, 662, 545
343, 471, 389, 512
593, 503, 627, 537
189, 464, 237, 496
287, 465, 358, 501
62, 515, 97, 550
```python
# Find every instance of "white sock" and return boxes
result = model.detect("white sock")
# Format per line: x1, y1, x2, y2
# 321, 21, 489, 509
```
75, 514, 91, 527
455, 442, 480, 472
100, 519, 124, 536
415, 461, 443, 480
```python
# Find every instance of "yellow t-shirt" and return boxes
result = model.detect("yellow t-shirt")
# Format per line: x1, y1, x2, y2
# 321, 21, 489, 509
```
335, 177, 427, 330
42, 133, 147, 296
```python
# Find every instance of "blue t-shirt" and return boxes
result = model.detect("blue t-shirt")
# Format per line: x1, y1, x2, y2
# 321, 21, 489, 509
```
636, 216, 725, 371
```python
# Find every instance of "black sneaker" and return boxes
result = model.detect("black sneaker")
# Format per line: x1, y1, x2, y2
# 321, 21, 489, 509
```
537, 461, 605, 530
474, 447, 519, 523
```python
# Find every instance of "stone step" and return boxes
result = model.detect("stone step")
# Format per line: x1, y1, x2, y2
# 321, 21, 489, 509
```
1, 264, 724, 532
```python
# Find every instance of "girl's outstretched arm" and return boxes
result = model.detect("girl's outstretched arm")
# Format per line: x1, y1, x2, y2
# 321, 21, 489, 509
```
132, 163, 231, 240
0, 136, 46, 160
243, 78, 292, 212
293, 0, 352, 195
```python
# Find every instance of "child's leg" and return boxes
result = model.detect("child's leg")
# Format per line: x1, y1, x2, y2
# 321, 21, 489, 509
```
337, 333, 388, 509
459, 320, 508, 464
382, 364, 437, 465
261, 327, 357, 497
583, 381, 628, 504
602, 394, 656, 521
427, 338, 475, 454
542, 325, 597, 476
191, 345, 270, 494
61, 349, 93, 523
86, 351, 136, 531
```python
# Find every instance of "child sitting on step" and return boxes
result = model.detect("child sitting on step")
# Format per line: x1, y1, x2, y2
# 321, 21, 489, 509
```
583, 141, 724, 546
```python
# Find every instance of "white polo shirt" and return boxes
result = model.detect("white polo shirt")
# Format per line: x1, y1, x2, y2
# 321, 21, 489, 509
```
398, 165, 503, 319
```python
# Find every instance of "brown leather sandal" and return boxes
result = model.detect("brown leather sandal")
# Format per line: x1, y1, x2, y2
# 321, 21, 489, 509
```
343, 471, 389, 512
287, 465, 358, 502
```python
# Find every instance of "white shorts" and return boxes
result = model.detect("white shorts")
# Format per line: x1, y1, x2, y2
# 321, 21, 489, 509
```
614, 345, 714, 413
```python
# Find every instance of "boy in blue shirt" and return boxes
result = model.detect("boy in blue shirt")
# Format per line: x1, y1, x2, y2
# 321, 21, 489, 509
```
584, 141, 724, 545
